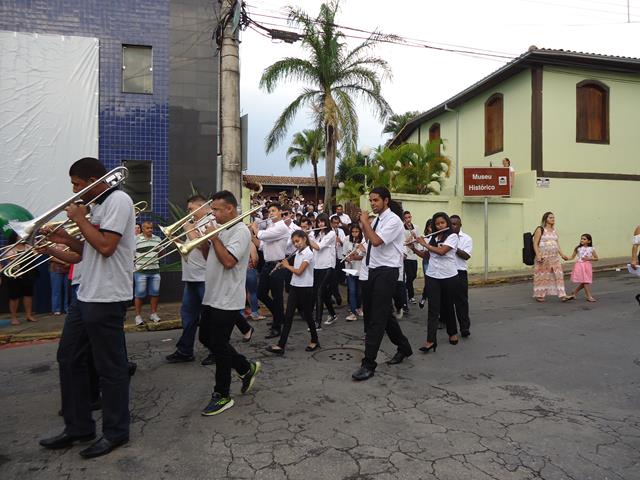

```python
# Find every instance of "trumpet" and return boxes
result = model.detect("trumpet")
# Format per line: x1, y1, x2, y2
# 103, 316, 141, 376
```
404, 227, 450, 246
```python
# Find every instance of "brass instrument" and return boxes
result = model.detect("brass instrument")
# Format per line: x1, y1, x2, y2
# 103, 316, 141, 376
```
175, 205, 261, 259
8, 166, 128, 245
3, 201, 147, 278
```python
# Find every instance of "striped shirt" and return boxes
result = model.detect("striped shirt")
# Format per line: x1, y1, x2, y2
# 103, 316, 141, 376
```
135, 234, 162, 272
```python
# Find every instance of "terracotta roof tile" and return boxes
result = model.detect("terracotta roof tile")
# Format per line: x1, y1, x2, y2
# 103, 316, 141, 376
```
243, 174, 338, 187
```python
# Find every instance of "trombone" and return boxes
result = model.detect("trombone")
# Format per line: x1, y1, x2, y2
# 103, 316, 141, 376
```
134, 205, 261, 272
3, 201, 147, 278
7, 166, 128, 247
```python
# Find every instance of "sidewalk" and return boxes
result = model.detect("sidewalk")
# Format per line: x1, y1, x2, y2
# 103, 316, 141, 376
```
0, 256, 630, 345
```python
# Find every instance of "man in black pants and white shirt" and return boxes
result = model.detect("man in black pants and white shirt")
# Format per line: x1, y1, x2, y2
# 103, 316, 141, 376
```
450, 215, 472, 337
251, 203, 290, 339
352, 187, 413, 381
200, 190, 260, 416
39, 157, 135, 458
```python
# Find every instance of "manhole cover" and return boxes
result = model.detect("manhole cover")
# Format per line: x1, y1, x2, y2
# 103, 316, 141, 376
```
312, 346, 389, 364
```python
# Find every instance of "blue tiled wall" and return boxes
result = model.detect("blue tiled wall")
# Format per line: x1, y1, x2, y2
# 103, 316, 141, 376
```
0, 0, 170, 222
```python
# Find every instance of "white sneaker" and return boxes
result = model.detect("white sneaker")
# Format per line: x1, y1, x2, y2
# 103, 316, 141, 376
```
149, 313, 161, 323
356, 308, 363, 317
409, 297, 416, 304
392, 308, 403, 320
345, 313, 357, 321
324, 315, 338, 325
135, 315, 144, 326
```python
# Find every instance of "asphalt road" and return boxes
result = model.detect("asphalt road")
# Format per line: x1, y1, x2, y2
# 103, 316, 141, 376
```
1, 272, 639, 479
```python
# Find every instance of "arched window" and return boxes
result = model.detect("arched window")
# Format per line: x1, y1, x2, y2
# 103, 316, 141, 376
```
576, 80, 609, 144
484, 93, 503, 156
429, 123, 441, 155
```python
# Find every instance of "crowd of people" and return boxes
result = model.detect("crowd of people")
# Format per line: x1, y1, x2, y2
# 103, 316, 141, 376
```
3, 156, 637, 460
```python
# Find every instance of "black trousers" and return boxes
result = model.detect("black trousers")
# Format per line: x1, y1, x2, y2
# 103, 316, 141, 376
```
330, 258, 343, 301
198, 312, 252, 351
393, 280, 408, 310
425, 275, 458, 343
200, 306, 251, 398
257, 261, 286, 330
404, 259, 418, 300
313, 268, 336, 323
453, 270, 471, 334
362, 267, 412, 371
57, 300, 130, 442
278, 286, 317, 348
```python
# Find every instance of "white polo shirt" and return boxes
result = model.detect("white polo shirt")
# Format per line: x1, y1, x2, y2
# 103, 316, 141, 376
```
366, 208, 404, 269
256, 219, 290, 261
285, 221, 298, 256
181, 215, 211, 282
426, 233, 459, 279
290, 246, 314, 287
77, 189, 135, 303
338, 213, 351, 226
202, 222, 251, 310
404, 227, 419, 261
313, 230, 336, 269
455, 230, 473, 271
359, 243, 369, 281
343, 238, 364, 276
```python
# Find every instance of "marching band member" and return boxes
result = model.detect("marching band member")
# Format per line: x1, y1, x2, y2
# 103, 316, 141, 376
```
166, 194, 216, 365
330, 215, 346, 307
250, 203, 290, 339
309, 213, 337, 329
265, 229, 319, 355
343, 223, 365, 321
39, 157, 135, 458
199, 190, 260, 416
352, 187, 413, 382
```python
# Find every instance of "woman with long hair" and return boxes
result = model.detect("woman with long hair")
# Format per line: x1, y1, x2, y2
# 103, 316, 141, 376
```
309, 213, 337, 329
415, 212, 459, 352
532, 212, 572, 302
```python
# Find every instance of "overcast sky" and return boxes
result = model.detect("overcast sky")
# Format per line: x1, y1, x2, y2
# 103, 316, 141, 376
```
239, 0, 640, 177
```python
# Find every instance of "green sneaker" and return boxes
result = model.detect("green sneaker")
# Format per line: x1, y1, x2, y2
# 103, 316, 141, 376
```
201, 393, 234, 416
241, 361, 261, 394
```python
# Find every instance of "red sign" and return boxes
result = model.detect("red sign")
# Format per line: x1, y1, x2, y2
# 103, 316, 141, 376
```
463, 167, 511, 196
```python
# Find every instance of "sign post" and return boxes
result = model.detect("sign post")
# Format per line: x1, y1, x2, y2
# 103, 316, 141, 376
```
463, 167, 511, 282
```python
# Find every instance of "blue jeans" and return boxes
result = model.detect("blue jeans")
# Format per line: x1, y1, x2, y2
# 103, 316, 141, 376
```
246, 268, 259, 314
347, 275, 361, 314
134, 272, 161, 298
176, 281, 205, 356
50, 271, 69, 313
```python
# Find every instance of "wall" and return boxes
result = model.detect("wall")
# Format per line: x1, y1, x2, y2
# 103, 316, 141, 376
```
0, 0, 170, 222
169, 0, 219, 206
542, 67, 640, 175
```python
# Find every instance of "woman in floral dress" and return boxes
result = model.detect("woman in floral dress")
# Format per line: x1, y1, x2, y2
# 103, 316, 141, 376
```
532, 212, 572, 302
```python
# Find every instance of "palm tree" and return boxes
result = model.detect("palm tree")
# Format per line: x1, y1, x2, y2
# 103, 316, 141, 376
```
260, 0, 392, 209
382, 110, 423, 138
287, 129, 325, 202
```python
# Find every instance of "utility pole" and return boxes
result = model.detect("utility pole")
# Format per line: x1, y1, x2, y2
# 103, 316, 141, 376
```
219, 0, 242, 200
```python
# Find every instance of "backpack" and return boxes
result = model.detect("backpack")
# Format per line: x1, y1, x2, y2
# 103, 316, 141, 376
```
522, 226, 541, 266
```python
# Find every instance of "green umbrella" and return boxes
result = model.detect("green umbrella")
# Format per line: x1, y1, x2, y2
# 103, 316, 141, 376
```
0, 204, 33, 239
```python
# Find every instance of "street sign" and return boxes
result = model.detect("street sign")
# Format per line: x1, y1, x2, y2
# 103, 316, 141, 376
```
463, 167, 511, 196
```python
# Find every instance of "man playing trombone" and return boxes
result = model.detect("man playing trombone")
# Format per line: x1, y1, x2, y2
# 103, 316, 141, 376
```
38, 157, 135, 458
166, 194, 217, 365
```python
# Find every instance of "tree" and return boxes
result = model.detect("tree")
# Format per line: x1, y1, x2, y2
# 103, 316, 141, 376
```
260, 0, 392, 209
287, 129, 325, 202
382, 110, 423, 138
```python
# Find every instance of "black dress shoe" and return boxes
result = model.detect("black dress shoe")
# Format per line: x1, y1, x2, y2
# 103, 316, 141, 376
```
305, 343, 320, 352
461, 331, 470, 338
79, 436, 128, 459
265, 328, 281, 339
166, 351, 195, 363
387, 350, 412, 365
128, 362, 137, 377
40, 431, 96, 449
265, 345, 285, 355
201, 353, 216, 366
351, 366, 375, 381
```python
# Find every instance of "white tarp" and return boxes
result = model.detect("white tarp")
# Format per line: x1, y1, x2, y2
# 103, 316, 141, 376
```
0, 31, 99, 216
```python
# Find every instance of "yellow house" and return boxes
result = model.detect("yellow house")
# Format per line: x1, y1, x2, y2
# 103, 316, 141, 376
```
387, 47, 640, 273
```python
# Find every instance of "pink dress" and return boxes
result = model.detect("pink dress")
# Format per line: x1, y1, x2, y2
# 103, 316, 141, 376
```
571, 246, 594, 284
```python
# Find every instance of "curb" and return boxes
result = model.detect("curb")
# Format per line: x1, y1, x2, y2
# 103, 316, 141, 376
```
0, 318, 183, 346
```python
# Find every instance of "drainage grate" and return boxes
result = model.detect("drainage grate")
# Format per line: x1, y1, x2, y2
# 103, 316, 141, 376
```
312, 346, 390, 364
